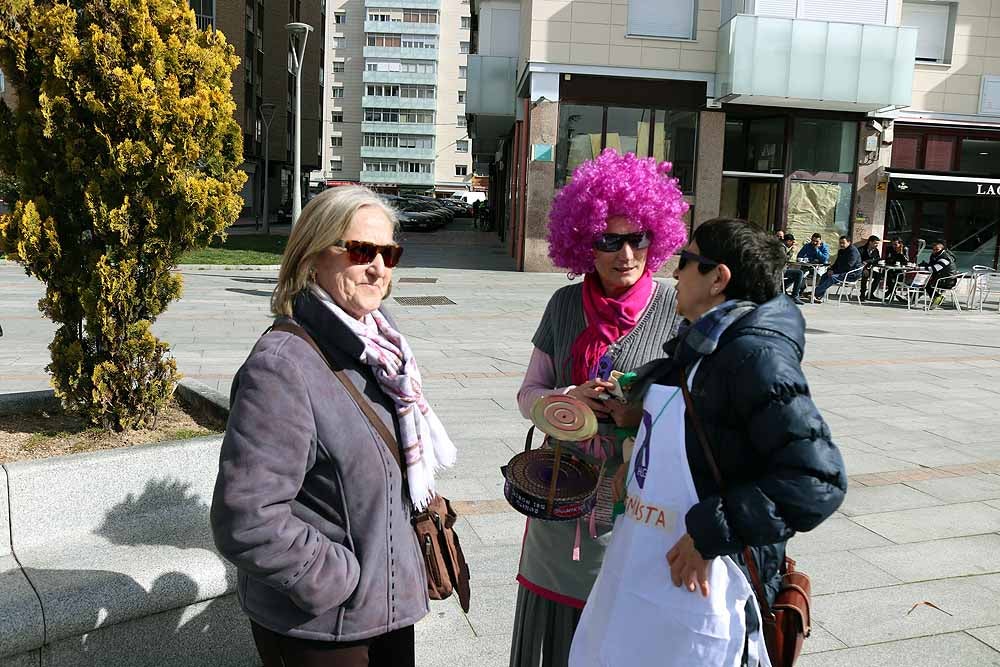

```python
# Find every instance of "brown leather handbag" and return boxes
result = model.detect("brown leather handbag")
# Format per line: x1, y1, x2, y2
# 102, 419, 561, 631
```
271, 322, 472, 613
680, 370, 811, 667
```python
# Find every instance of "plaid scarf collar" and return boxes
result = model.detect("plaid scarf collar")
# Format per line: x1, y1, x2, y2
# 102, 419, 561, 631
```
672, 299, 757, 368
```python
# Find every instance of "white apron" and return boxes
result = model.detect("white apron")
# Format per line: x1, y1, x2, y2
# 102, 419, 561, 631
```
569, 370, 771, 667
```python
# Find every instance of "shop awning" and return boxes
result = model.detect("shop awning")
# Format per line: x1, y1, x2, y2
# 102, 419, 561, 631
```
888, 171, 1000, 197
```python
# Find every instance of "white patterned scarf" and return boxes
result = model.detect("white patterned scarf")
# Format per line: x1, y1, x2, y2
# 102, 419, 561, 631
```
311, 285, 456, 510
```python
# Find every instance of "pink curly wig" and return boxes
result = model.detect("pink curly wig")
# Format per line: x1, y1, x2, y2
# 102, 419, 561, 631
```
548, 148, 689, 274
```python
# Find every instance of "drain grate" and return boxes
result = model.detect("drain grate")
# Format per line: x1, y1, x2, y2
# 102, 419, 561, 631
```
394, 296, 455, 306
398, 277, 438, 284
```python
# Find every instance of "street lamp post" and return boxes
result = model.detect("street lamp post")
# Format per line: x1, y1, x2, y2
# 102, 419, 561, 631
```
258, 102, 276, 235
286, 22, 313, 228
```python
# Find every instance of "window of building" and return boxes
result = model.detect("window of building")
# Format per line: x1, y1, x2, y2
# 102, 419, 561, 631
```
365, 109, 399, 123
332, 37, 346, 49
401, 161, 432, 173
331, 136, 343, 147
791, 119, 857, 174
399, 135, 434, 149
456, 140, 469, 153
368, 11, 390, 21
401, 61, 435, 73
459, 66, 467, 79
332, 112, 343, 122
401, 36, 436, 49
400, 85, 435, 99
460, 41, 470, 54
332, 87, 344, 98
403, 10, 437, 23
457, 115, 467, 128
901, 1, 956, 64
458, 90, 466, 104
723, 117, 785, 174
626, 0, 695, 40
364, 133, 399, 147
330, 158, 343, 171
332, 61, 345, 72
461, 16, 471, 29
0, 69, 5, 94
399, 110, 434, 123
367, 84, 400, 96
556, 104, 605, 186
364, 160, 398, 172
456, 165, 468, 176
367, 34, 401, 47
334, 11, 346, 24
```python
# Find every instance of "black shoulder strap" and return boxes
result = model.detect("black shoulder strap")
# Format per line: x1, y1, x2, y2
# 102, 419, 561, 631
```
679, 367, 772, 619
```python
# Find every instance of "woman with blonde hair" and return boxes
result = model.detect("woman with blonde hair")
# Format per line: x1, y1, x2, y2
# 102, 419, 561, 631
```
212, 185, 455, 667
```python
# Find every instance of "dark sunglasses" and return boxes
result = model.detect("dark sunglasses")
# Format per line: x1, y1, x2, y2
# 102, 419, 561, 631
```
677, 249, 720, 271
333, 240, 404, 268
593, 231, 651, 253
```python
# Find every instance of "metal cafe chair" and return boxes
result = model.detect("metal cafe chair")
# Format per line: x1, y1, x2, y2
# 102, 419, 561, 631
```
830, 266, 865, 305
973, 272, 1000, 313
968, 266, 995, 309
896, 270, 931, 310
926, 272, 971, 311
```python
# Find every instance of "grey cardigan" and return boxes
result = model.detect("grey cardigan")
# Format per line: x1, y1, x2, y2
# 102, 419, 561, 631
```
211, 291, 429, 642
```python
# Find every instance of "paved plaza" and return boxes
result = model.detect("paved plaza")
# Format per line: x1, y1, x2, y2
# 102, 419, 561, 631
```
4, 225, 1000, 666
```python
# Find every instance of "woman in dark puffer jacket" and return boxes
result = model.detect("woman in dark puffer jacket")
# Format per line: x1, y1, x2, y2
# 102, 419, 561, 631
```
632, 218, 847, 649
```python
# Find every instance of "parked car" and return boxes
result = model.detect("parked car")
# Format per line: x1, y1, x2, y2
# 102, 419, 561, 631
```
408, 195, 455, 225
396, 196, 451, 228
439, 198, 470, 217
382, 195, 441, 231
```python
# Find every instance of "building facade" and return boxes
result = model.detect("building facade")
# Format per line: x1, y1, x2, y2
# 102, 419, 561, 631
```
317, 0, 475, 194
468, 0, 1000, 272
194, 0, 324, 222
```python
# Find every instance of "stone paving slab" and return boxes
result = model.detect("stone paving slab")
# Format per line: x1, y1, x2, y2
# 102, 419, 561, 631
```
812, 574, 1000, 647
852, 534, 1000, 583
797, 632, 1000, 667
852, 502, 1000, 543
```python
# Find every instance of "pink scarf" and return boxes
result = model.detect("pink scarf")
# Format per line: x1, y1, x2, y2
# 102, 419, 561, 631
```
569, 271, 655, 386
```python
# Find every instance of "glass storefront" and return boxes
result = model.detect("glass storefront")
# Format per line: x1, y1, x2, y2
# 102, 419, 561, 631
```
555, 104, 698, 193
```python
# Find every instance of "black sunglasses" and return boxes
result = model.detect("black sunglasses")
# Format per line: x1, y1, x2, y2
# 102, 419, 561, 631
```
333, 240, 404, 268
677, 249, 719, 271
593, 231, 651, 253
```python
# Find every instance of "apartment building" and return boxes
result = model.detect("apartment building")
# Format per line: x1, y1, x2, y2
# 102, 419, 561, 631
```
318, 0, 474, 194
192, 0, 323, 221
468, 0, 1000, 272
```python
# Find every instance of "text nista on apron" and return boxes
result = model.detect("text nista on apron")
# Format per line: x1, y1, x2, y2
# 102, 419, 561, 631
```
569, 372, 771, 667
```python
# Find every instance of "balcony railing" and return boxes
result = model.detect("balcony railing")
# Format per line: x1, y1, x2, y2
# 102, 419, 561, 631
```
465, 55, 516, 116
717, 14, 917, 112
195, 13, 214, 31
364, 0, 440, 8
362, 95, 437, 110
363, 46, 439, 60
360, 170, 435, 186
363, 70, 438, 86
361, 146, 436, 160
364, 20, 439, 35
362, 120, 436, 135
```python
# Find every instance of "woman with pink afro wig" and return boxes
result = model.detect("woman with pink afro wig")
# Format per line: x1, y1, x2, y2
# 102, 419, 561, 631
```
548, 148, 689, 275
508, 149, 687, 667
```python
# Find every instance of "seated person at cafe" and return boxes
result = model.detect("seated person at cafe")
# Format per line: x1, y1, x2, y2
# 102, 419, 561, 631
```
814, 236, 862, 303
919, 241, 959, 307
797, 232, 831, 264
858, 235, 882, 301
878, 238, 911, 300
781, 233, 806, 305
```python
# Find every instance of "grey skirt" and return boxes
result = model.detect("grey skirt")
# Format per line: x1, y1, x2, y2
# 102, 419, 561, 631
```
509, 584, 583, 667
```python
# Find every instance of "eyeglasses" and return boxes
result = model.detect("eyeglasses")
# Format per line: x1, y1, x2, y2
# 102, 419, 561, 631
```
593, 231, 651, 253
677, 249, 719, 271
333, 240, 404, 268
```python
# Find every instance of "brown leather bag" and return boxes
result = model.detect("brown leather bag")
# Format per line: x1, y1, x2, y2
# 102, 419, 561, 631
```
271, 322, 472, 613
680, 369, 811, 667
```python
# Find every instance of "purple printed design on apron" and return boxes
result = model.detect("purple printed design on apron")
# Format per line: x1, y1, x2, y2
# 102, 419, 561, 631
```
633, 411, 651, 489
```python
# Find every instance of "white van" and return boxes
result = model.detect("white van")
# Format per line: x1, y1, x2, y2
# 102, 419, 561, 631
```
448, 191, 486, 206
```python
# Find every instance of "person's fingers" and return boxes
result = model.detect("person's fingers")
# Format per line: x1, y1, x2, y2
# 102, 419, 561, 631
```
670, 562, 682, 588
700, 577, 711, 598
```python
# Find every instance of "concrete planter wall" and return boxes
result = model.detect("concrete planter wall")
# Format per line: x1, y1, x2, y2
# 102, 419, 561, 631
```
0, 380, 258, 667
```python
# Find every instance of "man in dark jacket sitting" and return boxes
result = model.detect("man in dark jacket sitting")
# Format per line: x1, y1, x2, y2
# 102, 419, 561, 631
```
631, 218, 846, 664
858, 235, 882, 301
920, 241, 959, 308
813, 236, 862, 303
